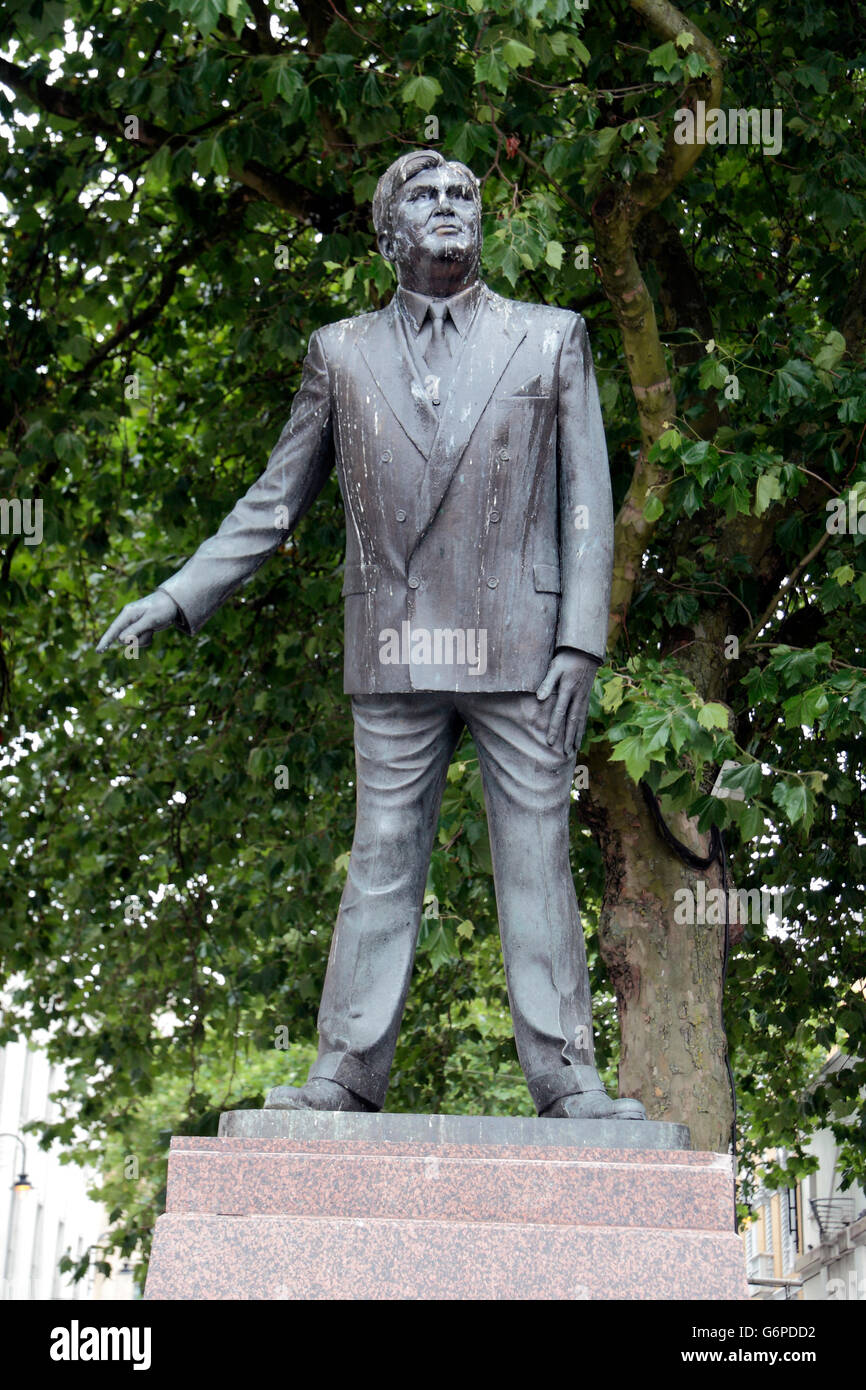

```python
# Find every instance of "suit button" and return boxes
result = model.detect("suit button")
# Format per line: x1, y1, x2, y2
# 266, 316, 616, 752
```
489, 510, 500, 523
395, 509, 407, 522
496, 448, 510, 462
487, 577, 499, 589
380, 449, 393, 463
408, 576, 420, 589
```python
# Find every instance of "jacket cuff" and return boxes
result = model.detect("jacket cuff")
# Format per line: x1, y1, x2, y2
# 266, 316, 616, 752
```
555, 645, 603, 666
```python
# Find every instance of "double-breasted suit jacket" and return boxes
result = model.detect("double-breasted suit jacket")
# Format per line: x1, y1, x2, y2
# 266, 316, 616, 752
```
159, 284, 614, 688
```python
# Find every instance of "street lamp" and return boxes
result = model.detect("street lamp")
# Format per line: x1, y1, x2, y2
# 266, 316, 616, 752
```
0, 1134, 32, 1195
1, 1132, 34, 1298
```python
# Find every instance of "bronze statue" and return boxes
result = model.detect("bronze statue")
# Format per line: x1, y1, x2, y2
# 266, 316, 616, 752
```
97, 150, 646, 1122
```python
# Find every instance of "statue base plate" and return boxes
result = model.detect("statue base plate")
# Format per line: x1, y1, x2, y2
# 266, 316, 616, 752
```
144, 1110, 747, 1300
218, 1107, 691, 1148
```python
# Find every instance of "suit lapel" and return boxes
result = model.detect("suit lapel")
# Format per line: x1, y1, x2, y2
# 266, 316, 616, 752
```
355, 301, 438, 459
412, 290, 526, 548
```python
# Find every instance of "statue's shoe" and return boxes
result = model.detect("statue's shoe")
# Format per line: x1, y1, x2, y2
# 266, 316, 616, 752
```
541, 1091, 647, 1121
264, 1077, 377, 1112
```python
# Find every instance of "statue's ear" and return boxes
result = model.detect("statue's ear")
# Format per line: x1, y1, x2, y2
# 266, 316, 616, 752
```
377, 232, 393, 262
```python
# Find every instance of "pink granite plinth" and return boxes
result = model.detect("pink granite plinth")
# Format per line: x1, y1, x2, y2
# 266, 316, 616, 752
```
145, 1113, 746, 1300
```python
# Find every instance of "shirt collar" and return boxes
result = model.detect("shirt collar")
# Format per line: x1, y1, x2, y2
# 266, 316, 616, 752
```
397, 281, 482, 337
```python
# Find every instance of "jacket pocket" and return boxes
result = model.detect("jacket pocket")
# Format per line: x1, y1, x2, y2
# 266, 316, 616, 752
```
533, 562, 561, 594
341, 563, 378, 596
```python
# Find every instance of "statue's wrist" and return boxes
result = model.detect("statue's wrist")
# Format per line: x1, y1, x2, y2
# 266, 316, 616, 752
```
555, 645, 601, 666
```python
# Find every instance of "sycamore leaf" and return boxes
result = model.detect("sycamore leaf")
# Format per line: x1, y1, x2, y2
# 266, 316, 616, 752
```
719, 762, 763, 796
697, 702, 730, 730
501, 39, 535, 69
474, 50, 509, 93
648, 41, 679, 73
609, 735, 653, 782
400, 75, 443, 111
755, 470, 782, 515
772, 779, 811, 826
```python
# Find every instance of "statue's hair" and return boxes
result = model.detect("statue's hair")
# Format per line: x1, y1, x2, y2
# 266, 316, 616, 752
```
372, 149, 481, 242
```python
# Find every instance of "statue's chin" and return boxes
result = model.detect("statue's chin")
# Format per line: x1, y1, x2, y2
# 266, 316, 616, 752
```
431, 242, 470, 262
411, 242, 478, 273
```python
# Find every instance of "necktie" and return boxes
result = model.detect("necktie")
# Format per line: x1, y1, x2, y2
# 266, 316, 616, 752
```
423, 302, 454, 406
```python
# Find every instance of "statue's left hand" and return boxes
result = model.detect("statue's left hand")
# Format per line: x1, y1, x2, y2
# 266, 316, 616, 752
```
535, 648, 600, 755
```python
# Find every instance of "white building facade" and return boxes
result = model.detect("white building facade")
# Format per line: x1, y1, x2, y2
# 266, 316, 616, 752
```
0, 1038, 135, 1300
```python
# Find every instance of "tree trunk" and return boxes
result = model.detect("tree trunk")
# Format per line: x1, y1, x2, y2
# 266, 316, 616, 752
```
584, 755, 732, 1153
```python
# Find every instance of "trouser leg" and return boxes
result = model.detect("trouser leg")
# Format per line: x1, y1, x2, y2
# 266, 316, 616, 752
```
309, 692, 462, 1108
459, 690, 599, 1113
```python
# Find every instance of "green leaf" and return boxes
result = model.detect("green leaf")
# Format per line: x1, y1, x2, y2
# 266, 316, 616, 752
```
725, 799, 765, 841
400, 74, 443, 112
814, 329, 846, 372
418, 920, 457, 972
833, 564, 855, 586
195, 136, 228, 177
595, 126, 619, 156
697, 702, 729, 730
772, 779, 810, 826
56, 431, 86, 463
474, 50, 509, 93
609, 735, 653, 782
773, 358, 815, 402
601, 676, 625, 713
698, 356, 728, 390
247, 746, 272, 780
501, 40, 535, 70
719, 762, 763, 797
544, 240, 564, 269
755, 470, 782, 515
648, 41, 679, 73
657, 427, 683, 454
147, 144, 173, 183
61, 334, 92, 364
643, 494, 664, 522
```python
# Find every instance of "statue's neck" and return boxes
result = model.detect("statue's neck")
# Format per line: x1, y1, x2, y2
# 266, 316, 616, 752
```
397, 259, 479, 299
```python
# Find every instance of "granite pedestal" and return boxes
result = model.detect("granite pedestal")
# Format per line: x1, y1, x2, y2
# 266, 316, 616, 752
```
144, 1111, 747, 1300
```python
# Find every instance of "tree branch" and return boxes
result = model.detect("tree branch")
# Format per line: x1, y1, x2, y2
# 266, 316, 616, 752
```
742, 530, 832, 648
593, 0, 724, 651
0, 55, 337, 224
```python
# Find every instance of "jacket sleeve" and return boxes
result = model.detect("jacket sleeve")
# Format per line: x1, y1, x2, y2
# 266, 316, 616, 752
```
555, 313, 614, 663
158, 328, 333, 635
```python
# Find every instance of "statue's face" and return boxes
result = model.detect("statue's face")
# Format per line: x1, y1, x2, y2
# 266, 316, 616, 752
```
381, 164, 480, 282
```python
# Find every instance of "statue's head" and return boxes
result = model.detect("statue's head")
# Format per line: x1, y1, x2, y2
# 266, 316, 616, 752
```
372, 149, 482, 294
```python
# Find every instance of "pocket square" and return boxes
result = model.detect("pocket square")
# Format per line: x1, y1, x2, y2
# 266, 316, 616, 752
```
508, 375, 550, 398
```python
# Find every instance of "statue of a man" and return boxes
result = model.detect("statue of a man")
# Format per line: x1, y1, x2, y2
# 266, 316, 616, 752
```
98, 150, 646, 1123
